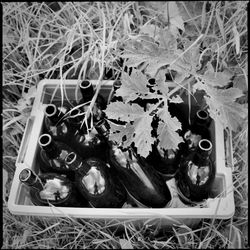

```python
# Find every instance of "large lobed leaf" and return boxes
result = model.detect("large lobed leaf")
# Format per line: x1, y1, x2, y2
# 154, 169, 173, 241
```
122, 29, 201, 80
157, 104, 184, 151
157, 121, 184, 151
104, 67, 187, 157
133, 114, 155, 157
106, 110, 156, 157
121, 30, 178, 77
193, 81, 247, 131
198, 63, 234, 88
108, 121, 135, 148
115, 70, 149, 102
104, 102, 144, 122
157, 105, 182, 132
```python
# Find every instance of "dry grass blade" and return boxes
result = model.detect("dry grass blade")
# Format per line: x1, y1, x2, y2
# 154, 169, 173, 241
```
2, 1, 248, 249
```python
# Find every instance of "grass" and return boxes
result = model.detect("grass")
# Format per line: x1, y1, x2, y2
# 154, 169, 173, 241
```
2, 1, 248, 249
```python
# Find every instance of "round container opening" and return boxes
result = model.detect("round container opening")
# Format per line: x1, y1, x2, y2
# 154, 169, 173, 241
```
65, 152, 76, 164
80, 80, 91, 89
45, 104, 57, 116
199, 139, 212, 151
114, 80, 122, 88
39, 134, 52, 146
19, 169, 31, 182
148, 78, 156, 85
197, 110, 209, 120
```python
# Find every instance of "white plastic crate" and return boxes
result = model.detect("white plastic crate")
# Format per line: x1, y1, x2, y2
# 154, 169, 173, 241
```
8, 79, 235, 228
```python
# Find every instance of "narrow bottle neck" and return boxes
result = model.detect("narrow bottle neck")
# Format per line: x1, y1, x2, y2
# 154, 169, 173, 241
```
193, 152, 210, 166
110, 81, 123, 104
45, 105, 63, 125
94, 119, 110, 139
113, 80, 122, 92
147, 78, 156, 93
194, 110, 210, 127
64, 152, 83, 171
19, 169, 43, 191
80, 80, 94, 103
94, 119, 116, 148
193, 140, 212, 166
39, 134, 61, 159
